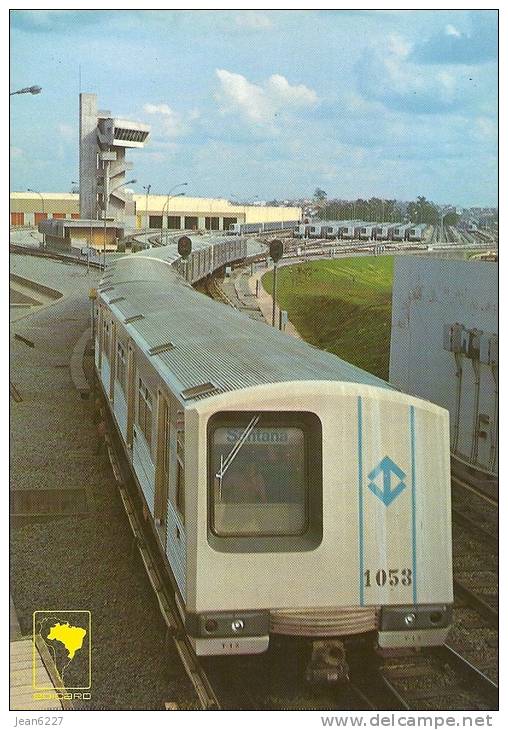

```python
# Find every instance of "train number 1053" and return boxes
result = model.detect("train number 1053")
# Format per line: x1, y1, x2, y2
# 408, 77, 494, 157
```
364, 568, 412, 588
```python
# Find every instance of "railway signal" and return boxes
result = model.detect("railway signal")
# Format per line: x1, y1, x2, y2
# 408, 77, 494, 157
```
178, 235, 192, 259
178, 235, 192, 281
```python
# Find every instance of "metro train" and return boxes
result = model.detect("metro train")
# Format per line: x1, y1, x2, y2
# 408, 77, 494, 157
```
95, 237, 453, 657
358, 224, 376, 241
391, 224, 412, 241
407, 224, 427, 242
229, 220, 299, 235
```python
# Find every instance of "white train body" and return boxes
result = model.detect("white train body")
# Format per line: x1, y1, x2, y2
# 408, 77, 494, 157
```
294, 224, 310, 238
323, 224, 341, 239
391, 224, 411, 241
358, 224, 376, 241
407, 224, 427, 242
229, 221, 299, 235
308, 223, 326, 238
95, 239, 453, 656
341, 223, 356, 240
375, 224, 393, 241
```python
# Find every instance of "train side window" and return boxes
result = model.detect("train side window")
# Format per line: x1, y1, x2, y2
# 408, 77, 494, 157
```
137, 378, 153, 450
207, 411, 322, 549
116, 342, 127, 393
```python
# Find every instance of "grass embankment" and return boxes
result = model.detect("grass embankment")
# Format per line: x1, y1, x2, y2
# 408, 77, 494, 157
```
262, 256, 394, 380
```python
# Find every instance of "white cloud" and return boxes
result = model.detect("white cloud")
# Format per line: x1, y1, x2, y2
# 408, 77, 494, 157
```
10, 146, 23, 158
143, 103, 190, 137
215, 69, 318, 125
235, 12, 273, 30
445, 24, 462, 37
356, 39, 468, 114
387, 34, 412, 58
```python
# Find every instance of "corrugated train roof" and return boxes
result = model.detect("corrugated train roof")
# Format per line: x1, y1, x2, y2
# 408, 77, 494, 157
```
100, 249, 392, 404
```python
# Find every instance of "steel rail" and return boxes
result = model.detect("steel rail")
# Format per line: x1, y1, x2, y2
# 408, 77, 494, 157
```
115, 483, 220, 709
452, 506, 498, 550
100, 414, 221, 710
453, 579, 498, 628
10, 242, 104, 269
451, 473, 498, 507
438, 645, 498, 708
377, 645, 498, 710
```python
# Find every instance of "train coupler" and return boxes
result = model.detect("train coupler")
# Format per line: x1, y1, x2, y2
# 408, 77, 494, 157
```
305, 639, 349, 684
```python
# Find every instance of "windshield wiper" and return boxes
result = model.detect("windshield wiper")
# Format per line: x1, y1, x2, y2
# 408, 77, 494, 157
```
215, 414, 260, 495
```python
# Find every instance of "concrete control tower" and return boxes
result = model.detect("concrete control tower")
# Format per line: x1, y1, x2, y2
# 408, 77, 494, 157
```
79, 93, 150, 223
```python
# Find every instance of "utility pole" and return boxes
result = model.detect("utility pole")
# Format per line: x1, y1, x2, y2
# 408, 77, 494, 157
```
103, 160, 110, 271
143, 184, 151, 236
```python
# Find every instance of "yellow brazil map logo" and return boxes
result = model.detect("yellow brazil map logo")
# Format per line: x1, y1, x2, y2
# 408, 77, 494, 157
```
33, 611, 91, 691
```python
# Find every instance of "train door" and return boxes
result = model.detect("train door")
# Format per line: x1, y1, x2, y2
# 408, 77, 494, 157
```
165, 406, 187, 600
96, 306, 103, 370
126, 342, 136, 447
109, 322, 116, 401
101, 316, 111, 393
154, 392, 171, 547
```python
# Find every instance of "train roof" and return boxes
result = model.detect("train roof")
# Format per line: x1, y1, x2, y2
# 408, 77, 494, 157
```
127, 235, 266, 261
99, 250, 392, 405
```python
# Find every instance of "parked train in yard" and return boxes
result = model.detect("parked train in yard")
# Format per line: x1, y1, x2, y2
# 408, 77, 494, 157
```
229, 220, 299, 235
295, 221, 427, 242
95, 235, 453, 657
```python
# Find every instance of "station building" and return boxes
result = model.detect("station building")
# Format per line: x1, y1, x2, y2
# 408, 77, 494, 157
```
10, 192, 301, 233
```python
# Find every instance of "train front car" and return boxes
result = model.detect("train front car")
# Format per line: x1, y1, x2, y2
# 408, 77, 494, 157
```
185, 382, 453, 656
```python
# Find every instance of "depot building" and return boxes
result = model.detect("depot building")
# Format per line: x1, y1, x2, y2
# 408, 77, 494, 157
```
10, 192, 301, 232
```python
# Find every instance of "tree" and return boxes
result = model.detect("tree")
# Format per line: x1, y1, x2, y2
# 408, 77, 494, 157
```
313, 187, 327, 202
407, 196, 440, 224
443, 212, 460, 226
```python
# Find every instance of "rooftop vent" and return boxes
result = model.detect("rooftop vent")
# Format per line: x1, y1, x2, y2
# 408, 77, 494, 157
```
148, 342, 175, 356
181, 382, 218, 400
124, 314, 144, 324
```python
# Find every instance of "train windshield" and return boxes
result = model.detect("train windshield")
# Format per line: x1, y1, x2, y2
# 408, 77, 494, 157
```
209, 413, 310, 537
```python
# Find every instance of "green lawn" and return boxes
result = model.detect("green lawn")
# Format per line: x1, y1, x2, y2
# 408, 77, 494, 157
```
262, 256, 394, 380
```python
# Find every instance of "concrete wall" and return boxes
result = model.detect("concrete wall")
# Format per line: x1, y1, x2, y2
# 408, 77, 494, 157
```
10, 193, 79, 217
131, 194, 301, 226
10, 193, 301, 229
389, 255, 498, 474
244, 206, 301, 223
79, 93, 98, 220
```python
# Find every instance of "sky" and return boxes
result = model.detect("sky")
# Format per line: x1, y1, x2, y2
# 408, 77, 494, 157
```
9, 9, 498, 207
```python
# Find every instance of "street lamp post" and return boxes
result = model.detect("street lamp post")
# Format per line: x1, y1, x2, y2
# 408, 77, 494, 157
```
72, 179, 91, 272
160, 183, 187, 243
10, 85, 42, 96
103, 178, 136, 270
143, 184, 151, 236
162, 191, 186, 245
27, 188, 45, 248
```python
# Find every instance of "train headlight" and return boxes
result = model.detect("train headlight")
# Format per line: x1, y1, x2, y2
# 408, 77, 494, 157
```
231, 619, 245, 632
404, 612, 416, 626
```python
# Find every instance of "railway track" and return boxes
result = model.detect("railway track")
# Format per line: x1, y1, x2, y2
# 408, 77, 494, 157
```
10, 242, 104, 269
377, 645, 497, 710
100, 407, 221, 710
449, 470, 498, 684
